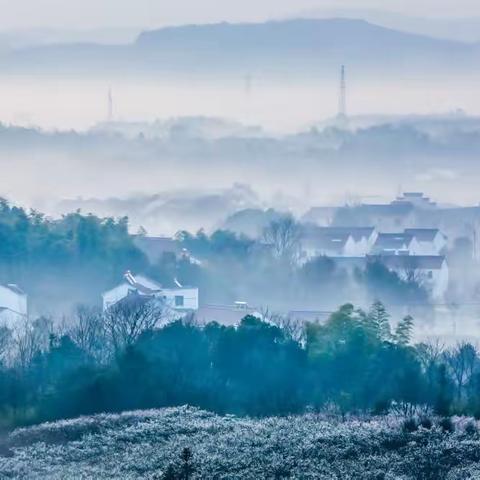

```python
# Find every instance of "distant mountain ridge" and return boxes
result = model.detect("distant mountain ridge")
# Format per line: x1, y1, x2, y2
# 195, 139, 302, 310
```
136, 18, 462, 50
1, 18, 478, 77
292, 8, 480, 43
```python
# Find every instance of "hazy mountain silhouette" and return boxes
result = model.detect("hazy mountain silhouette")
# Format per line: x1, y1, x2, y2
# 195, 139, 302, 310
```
1, 18, 478, 77
293, 8, 480, 43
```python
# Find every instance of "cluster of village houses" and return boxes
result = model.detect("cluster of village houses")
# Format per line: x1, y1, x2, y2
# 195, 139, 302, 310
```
300, 225, 448, 300
0, 193, 454, 328
300, 192, 452, 299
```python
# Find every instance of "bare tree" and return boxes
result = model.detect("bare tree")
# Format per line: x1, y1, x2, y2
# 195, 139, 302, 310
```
445, 342, 478, 402
12, 319, 44, 371
262, 216, 301, 265
390, 401, 428, 419
103, 296, 164, 355
0, 325, 12, 364
260, 307, 305, 343
416, 339, 445, 372
69, 305, 108, 363
403, 267, 427, 287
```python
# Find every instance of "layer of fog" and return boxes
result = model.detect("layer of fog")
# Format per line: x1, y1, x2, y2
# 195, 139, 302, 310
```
2, 106, 480, 235
1, 74, 479, 132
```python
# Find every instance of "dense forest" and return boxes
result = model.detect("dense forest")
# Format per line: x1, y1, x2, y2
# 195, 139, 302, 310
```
0, 199, 148, 310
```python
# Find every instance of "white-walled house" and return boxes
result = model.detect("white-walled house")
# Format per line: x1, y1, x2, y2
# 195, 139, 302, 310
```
0, 284, 27, 327
371, 233, 421, 256
300, 232, 355, 262
404, 228, 447, 255
323, 227, 378, 255
102, 271, 199, 314
300, 226, 378, 262
373, 255, 449, 300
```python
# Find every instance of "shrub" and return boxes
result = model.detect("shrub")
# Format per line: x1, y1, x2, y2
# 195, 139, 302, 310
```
419, 417, 433, 430
402, 418, 418, 433
439, 417, 455, 434
464, 421, 477, 436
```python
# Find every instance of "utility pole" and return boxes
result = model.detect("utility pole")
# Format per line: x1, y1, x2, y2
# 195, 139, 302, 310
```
338, 65, 347, 119
107, 87, 114, 122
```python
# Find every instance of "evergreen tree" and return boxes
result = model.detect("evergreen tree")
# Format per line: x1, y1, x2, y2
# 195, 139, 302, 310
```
180, 448, 194, 480
367, 301, 391, 341
160, 464, 178, 480
395, 315, 414, 346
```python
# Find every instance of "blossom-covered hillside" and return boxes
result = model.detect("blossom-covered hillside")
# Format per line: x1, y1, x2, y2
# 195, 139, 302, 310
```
1, 407, 480, 479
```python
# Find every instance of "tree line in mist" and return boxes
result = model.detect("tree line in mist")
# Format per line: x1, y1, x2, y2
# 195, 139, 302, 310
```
0, 300, 477, 428
0, 199, 426, 313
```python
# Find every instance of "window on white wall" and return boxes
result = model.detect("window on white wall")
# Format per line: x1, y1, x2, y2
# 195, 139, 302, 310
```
175, 295, 184, 307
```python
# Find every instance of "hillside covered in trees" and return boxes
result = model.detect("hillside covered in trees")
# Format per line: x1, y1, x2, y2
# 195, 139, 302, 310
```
0, 199, 148, 311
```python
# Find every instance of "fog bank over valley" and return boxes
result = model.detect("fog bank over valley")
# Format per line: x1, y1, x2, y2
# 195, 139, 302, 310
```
0, 112, 480, 234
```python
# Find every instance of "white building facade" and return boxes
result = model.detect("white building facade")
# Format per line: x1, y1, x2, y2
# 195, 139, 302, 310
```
102, 271, 199, 314
0, 284, 28, 327
404, 229, 447, 255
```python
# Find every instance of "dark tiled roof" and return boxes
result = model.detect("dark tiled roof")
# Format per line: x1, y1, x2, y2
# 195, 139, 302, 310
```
373, 233, 414, 250
403, 192, 425, 197
0, 284, 25, 296
370, 255, 446, 270
302, 232, 351, 253
316, 226, 375, 241
404, 228, 442, 242
123, 272, 162, 294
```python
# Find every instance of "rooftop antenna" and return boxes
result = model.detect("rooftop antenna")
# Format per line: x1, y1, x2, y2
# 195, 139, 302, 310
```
338, 65, 347, 119
107, 87, 114, 122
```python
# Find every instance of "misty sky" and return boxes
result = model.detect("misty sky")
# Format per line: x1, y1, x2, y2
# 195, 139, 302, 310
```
1, 0, 480, 30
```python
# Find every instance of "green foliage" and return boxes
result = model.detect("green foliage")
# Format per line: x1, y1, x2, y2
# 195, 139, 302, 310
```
176, 229, 254, 260
395, 315, 414, 346
1, 301, 480, 428
434, 364, 453, 416
306, 302, 424, 411
0, 199, 148, 306
366, 300, 392, 341
300, 255, 336, 284
363, 260, 428, 304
